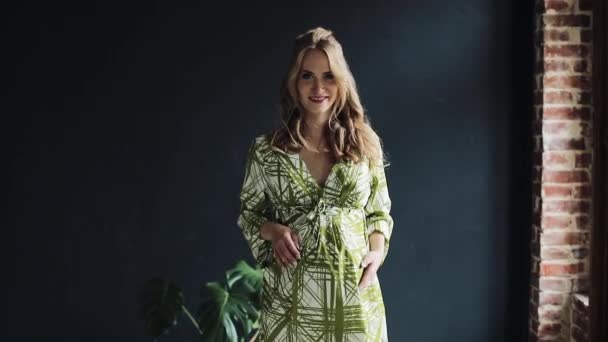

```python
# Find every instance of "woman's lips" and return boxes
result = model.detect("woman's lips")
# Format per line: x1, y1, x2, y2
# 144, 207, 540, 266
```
309, 96, 328, 103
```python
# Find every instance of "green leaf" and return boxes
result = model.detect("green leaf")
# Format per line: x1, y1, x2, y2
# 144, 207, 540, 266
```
226, 260, 262, 291
137, 277, 184, 337
197, 261, 263, 342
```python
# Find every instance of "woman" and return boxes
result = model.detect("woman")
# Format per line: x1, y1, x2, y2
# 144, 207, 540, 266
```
237, 26, 393, 341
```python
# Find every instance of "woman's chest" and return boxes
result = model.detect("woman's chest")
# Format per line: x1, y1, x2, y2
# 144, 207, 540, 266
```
298, 149, 335, 187
261, 151, 372, 208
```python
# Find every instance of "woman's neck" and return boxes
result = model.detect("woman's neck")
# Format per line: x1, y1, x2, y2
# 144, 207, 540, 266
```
302, 117, 328, 149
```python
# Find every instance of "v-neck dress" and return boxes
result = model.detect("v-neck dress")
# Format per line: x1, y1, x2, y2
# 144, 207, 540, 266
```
237, 134, 394, 342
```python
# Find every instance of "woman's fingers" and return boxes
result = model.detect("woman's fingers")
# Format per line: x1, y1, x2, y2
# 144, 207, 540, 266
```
360, 251, 381, 272
275, 241, 297, 266
359, 252, 382, 289
358, 267, 377, 289
271, 227, 302, 268
280, 241, 299, 264
358, 269, 371, 289
283, 234, 301, 260
290, 230, 301, 251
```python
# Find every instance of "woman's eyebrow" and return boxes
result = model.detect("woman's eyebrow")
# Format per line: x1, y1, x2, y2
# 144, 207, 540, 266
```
301, 69, 332, 74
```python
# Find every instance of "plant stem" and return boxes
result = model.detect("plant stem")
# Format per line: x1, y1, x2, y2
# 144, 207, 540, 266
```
181, 305, 202, 335
249, 330, 259, 342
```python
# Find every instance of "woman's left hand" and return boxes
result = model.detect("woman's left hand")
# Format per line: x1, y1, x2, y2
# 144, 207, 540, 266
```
358, 250, 383, 290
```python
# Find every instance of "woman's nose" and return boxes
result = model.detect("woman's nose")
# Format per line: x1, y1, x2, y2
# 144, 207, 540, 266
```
312, 79, 324, 90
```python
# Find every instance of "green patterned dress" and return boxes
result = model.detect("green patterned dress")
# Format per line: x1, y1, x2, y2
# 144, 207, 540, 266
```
237, 134, 393, 342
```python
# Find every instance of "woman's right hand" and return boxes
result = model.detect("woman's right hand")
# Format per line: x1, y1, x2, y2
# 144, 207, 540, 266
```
260, 221, 301, 268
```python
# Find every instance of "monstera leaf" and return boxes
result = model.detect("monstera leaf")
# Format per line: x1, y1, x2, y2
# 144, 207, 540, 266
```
137, 261, 263, 341
197, 261, 263, 342
226, 261, 263, 335
137, 277, 185, 337
226, 260, 262, 294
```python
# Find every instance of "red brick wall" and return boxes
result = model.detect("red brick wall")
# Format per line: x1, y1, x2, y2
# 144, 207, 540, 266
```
571, 294, 590, 342
530, 0, 593, 341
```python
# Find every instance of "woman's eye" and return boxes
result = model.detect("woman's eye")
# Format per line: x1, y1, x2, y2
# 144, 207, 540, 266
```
324, 74, 334, 80
301, 73, 312, 80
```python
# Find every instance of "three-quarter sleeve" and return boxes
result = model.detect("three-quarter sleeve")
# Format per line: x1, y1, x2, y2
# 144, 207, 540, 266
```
364, 159, 394, 263
237, 138, 273, 267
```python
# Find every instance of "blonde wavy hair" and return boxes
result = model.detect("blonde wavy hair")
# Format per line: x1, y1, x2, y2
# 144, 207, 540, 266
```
268, 26, 389, 168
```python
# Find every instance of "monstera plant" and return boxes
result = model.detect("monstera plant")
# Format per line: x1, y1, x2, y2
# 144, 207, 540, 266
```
137, 260, 263, 342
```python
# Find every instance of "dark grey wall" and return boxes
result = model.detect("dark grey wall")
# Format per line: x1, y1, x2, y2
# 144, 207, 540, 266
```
7, 1, 534, 341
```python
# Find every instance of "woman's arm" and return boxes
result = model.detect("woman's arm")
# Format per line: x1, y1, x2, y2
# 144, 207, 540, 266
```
369, 232, 385, 253
363, 159, 394, 263
237, 139, 274, 267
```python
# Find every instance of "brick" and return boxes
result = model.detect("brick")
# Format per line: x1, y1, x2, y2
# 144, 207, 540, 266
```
541, 230, 589, 245
543, 200, 591, 214
530, 303, 540, 322
541, 214, 573, 229
542, 29, 571, 42
573, 59, 590, 72
543, 14, 591, 27
580, 121, 592, 137
542, 170, 589, 183
573, 185, 591, 198
542, 185, 572, 198
575, 215, 590, 229
540, 277, 571, 291
574, 152, 591, 167
530, 316, 540, 332
542, 246, 589, 260
544, 121, 587, 137
544, 137, 586, 150
532, 256, 540, 275
543, 151, 574, 168
530, 241, 540, 258
531, 7, 595, 336
540, 261, 584, 276
543, 59, 577, 72
540, 292, 566, 305
544, 0, 573, 12
539, 304, 562, 320
544, 44, 589, 58
578, 91, 591, 104
542, 91, 573, 104
542, 106, 591, 120
542, 246, 571, 259
544, 75, 591, 89
531, 285, 540, 304
571, 247, 589, 259
538, 321, 561, 335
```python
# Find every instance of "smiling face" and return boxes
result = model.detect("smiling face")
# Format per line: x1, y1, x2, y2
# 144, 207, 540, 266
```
296, 48, 338, 121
